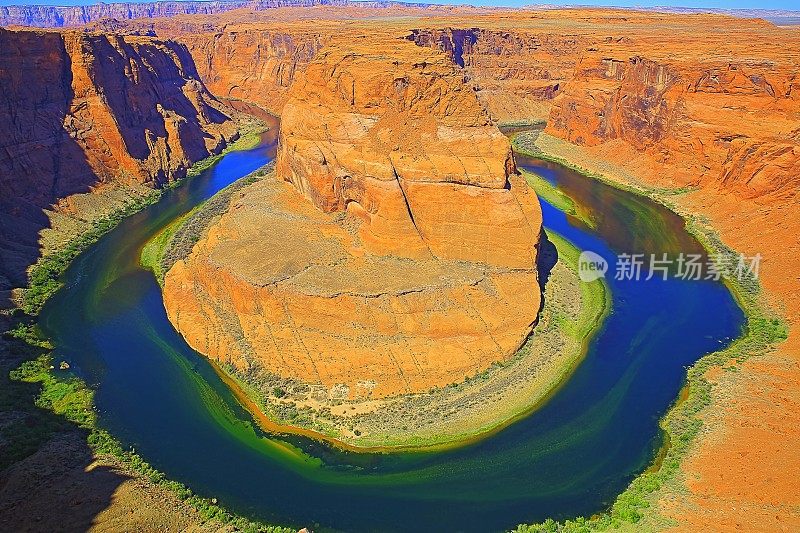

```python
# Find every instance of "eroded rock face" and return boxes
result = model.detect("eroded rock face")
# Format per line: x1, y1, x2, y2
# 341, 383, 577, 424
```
180, 29, 326, 114
164, 177, 542, 398
407, 27, 582, 121
547, 51, 800, 199
0, 28, 235, 288
0, 2, 247, 28
276, 36, 539, 269
0, 1, 432, 28
163, 36, 543, 398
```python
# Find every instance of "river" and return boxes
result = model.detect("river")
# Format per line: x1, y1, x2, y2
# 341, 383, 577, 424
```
39, 122, 744, 532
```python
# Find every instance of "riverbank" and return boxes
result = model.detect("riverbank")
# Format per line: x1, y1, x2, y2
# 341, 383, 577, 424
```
510, 129, 790, 531
519, 169, 595, 229
21, 120, 269, 315
140, 162, 274, 284
1, 120, 776, 519
1, 123, 292, 532
150, 170, 612, 450
220, 226, 610, 450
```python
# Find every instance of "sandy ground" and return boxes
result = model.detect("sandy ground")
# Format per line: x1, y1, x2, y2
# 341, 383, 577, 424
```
1, 6, 797, 530
0, 431, 223, 533
0, 320, 225, 533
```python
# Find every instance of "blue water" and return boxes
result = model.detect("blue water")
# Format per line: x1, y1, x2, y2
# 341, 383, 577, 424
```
39, 127, 745, 532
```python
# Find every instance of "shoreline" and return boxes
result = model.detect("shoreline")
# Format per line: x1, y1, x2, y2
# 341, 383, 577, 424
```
19, 120, 268, 315
216, 228, 611, 452
510, 130, 788, 531
3, 122, 783, 531
149, 172, 612, 451
2, 121, 295, 532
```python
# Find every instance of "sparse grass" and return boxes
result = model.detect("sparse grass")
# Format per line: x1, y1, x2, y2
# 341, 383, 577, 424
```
498, 118, 548, 130
2, 321, 293, 532
210, 226, 611, 451
139, 209, 196, 282
141, 164, 272, 285
23, 191, 161, 315
0, 321, 73, 470
510, 129, 545, 157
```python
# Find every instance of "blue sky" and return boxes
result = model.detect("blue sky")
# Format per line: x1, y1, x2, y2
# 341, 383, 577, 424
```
2, 0, 797, 11
520, 0, 798, 8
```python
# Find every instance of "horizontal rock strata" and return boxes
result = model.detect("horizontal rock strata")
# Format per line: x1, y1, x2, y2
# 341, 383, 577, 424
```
0, 28, 236, 288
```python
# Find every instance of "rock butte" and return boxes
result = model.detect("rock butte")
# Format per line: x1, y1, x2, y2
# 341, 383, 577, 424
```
163, 36, 543, 398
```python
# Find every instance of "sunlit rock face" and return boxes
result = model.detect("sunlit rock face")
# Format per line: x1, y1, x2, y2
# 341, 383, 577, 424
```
276, 35, 541, 270
164, 35, 543, 398
546, 49, 800, 200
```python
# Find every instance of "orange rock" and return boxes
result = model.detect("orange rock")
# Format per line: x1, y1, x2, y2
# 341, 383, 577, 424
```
0, 28, 236, 288
545, 36, 800, 199
6, 6, 800, 525
163, 35, 542, 398
275, 36, 540, 269
163, 176, 541, 398
179, 29, 326, 115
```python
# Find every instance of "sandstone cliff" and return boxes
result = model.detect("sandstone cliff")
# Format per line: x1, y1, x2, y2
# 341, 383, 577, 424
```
0, 28, 236, 289
179, 29, 326, 114
407, 27, 583, 121
0, 1, 454, 29
547, 51, 800, 199
163, 36, 543, 398
0, 2, 246, 28
276, 36, 540, 268
1, 5, 797, 525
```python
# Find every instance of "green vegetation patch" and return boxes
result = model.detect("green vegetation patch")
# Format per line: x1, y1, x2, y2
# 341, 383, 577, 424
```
546, 231, 610, 343
2, 321, 293, 532
5, 121, 296, 532
521, 170, 596, 229
139, 209, 195, 281
23, 126, 269, 314
23, 192, 161, 315
141, 163, 273, 285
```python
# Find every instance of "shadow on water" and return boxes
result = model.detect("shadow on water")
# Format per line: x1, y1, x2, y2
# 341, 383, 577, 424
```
536, 230, 559, 310
515, 153, 707, 262
0, 35, 101, 290
0, 315, 127, 532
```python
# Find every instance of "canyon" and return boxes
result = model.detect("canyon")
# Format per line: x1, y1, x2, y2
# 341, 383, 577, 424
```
0, 27, 240, 290
0, 4, 798, 531
0, 0, 458, 29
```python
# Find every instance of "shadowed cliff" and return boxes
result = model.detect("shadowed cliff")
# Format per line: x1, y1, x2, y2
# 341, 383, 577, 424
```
0, 28, 236, 291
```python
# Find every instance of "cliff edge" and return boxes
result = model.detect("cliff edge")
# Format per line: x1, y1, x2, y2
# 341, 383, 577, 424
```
0, 28, 237, 289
